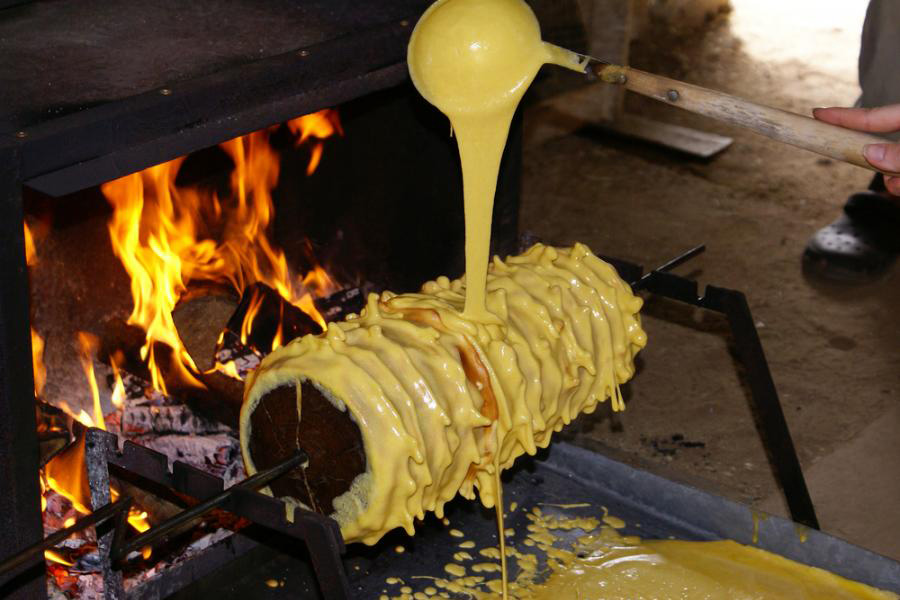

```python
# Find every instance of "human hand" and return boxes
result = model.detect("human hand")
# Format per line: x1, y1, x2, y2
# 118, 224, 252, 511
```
813, 103, 900, 195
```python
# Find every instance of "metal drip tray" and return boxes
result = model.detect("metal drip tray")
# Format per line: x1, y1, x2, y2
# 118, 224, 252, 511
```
180, 442, 900, 598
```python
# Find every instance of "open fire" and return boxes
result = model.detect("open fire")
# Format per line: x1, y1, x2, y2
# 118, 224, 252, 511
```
102, 108, 341, 394
28, 109, 344, 595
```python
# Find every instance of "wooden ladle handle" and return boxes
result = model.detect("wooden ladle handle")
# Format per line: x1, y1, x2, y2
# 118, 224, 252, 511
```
594, 64, 896, 175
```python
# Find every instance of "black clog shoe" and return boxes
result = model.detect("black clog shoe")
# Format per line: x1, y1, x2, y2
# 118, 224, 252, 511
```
803, 190, 900, 282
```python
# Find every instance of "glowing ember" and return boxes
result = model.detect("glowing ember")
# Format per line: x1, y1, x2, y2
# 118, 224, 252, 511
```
102, 109, 341, 393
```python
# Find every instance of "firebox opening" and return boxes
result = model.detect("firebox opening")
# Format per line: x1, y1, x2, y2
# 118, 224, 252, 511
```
24, 81, 521, 595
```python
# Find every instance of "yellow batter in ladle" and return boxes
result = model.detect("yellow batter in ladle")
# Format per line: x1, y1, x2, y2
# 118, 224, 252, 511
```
408, 0, 585, 321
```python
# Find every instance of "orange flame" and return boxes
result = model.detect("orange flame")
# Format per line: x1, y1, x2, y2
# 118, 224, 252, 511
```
240, 287, 267, 347
215, 360, 242, 380
24, 221, 37, 266
286, 110, 343, 175
101, 110, 340, 391
31, 328, 46, 398
45, 436, 153, 557
127, 508, 151, 533
75, 332, 106, 431
110, 356, 126, 409
302, 264, 338, 298
41, 113, 340, 572
44, 433, 91, 515
103, 162, 207, 395
25, 221, 47, 399
44, 549, 73, 567
271, 312, 286, 351
126, 507, 153, 559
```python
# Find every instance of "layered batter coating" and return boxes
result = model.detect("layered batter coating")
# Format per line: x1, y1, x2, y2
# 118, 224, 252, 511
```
240, 243, 646, 544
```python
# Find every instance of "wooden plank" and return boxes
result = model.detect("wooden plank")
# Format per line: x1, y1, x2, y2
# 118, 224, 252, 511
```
525, 84, 732, 158
603, 113, 733, 158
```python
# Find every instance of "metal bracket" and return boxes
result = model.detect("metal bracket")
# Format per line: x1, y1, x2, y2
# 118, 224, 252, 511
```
90, 429, 350, 600
611, 248, 819, 530
1, 429, 351, 600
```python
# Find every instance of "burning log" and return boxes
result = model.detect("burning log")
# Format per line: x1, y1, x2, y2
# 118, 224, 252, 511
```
137, 433, 244, 486
171, 284, 239, 373
177, 371, 245, 431
37, 400, 72, 466
119, 405, 232, 437
97, 321, 244, 428
167, 282, 324, 427
98, 318, 151, 381
98, 275, 331, 430
99, 288, 243, 428
225, 282, 324, 353
313, 283, 376, 323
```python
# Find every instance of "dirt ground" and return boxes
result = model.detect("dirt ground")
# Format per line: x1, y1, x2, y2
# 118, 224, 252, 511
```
521, 1, 899, 558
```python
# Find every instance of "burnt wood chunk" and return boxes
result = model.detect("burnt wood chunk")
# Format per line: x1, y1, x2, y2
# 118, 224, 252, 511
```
99, 317, 150, 380
227, 283, 323, 353
183, 370, 245, 430
248, 381, 366, 516
97, 320, 245, 428
172, 284, 240, 373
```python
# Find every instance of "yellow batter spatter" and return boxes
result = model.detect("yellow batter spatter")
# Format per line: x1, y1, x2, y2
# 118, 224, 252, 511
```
408, 0, 585, 320
444, 563, 466, 578
241, 243, 646, 545
381, 506, 898, 600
